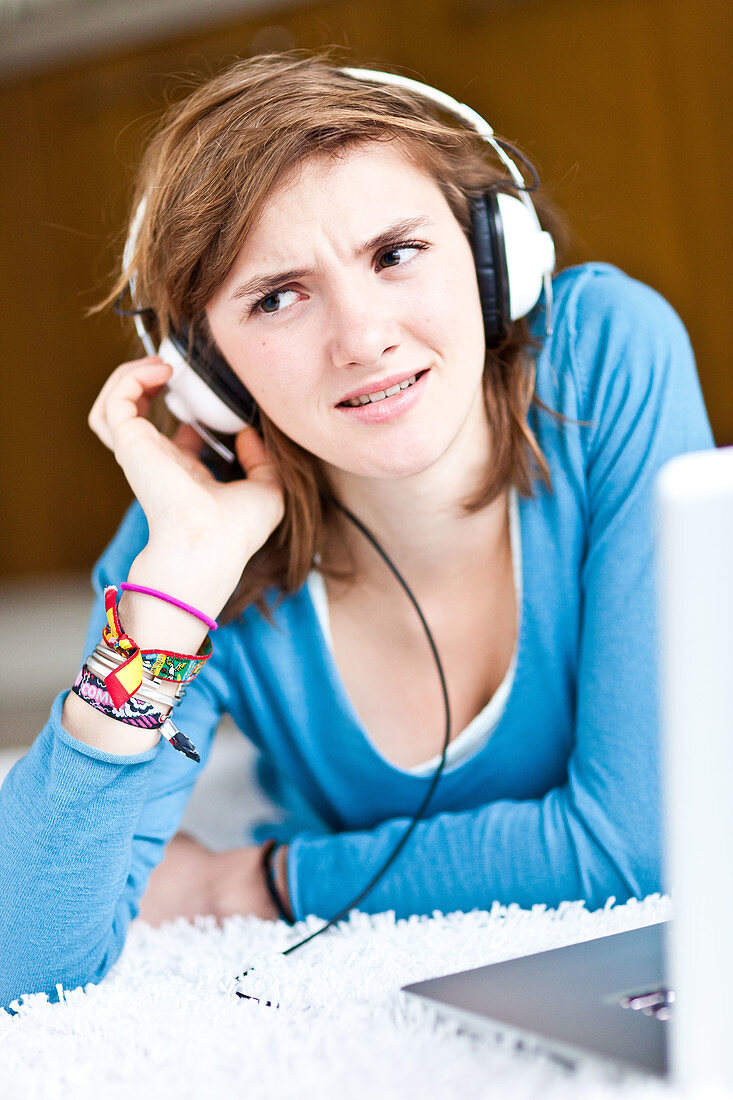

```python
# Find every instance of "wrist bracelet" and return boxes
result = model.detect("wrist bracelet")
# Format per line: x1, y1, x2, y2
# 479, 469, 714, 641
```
73, 586, 206, 763
88, 647, 186, 710
103, 585, 212, 681
262, 840, 294, 925
72, 666, 200, 762
141, 641, 211, 683
99, 586, 210, 706
73, 665, 168, 728
120, 582, 218, 632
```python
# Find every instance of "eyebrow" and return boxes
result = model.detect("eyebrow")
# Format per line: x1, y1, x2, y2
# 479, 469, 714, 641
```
227, 216, 435, 303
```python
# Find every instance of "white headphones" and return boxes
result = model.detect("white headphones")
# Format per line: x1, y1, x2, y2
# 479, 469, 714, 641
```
121, 68, 556, 457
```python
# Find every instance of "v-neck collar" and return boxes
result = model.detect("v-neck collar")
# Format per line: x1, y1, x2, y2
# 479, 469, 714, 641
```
303, 488, 526, 778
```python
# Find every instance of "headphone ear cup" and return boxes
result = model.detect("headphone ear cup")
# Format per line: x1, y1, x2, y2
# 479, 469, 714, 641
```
471, 192, 556, 345
158, 335, 250, 434
470, 192, 509, 347
495, 192, 556, 322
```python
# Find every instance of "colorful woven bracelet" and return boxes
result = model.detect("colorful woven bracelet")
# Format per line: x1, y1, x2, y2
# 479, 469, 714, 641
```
140, 641, 211, 683
98, 586, 145, 707
72, 665, 200, 762
72, 665, 167, 729
99, 586, 212, 705
88, 647, 186, 709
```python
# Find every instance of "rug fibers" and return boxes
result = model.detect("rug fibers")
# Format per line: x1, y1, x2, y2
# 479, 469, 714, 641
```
3, 892, 717, 1100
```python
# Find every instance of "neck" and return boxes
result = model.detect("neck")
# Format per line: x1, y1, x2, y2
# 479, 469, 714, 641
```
322, 412, 509, 590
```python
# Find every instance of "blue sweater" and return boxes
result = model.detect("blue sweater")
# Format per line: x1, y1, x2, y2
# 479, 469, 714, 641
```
0, 264, 714, 1008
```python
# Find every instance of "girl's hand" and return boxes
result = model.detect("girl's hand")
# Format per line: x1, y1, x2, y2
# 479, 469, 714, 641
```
88, 356, 284, 565
137, 833, 279, 926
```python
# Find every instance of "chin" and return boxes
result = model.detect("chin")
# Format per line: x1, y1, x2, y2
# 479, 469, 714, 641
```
325, 434, 453, 482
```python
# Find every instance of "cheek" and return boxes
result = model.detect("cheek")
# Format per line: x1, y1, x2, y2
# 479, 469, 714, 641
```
411, 268, 484, 360
419, 244, 481, 320
234, 338, 329, 448
229, 334, 308, 407
206, 308, 327, 446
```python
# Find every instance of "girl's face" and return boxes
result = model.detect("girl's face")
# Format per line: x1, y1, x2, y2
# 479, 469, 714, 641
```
206, 141, 488, 484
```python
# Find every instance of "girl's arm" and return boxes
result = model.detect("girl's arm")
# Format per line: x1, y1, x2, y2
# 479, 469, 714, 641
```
0, 355, 285, 1010
0, 500, 277, 1007
0, 504, 229, 1010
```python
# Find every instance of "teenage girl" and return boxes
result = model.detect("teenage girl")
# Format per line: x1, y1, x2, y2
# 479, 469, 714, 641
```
0, 53, 713, 1008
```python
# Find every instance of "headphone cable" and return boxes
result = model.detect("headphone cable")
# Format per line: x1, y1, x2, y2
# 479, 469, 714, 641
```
276, 499, 452, 955
234, 497, 452, 988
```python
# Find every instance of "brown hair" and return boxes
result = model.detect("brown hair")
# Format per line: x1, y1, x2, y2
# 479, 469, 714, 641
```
108, 50, 568, 620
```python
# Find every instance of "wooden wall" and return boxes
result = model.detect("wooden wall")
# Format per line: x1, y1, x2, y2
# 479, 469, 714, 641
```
1, 0, 729, 577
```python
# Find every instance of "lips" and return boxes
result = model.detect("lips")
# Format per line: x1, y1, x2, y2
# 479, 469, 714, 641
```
335, 367, 429, 423
337, 369, 428, 406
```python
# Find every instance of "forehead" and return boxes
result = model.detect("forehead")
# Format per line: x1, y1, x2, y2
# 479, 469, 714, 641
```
234, 141, 450, 260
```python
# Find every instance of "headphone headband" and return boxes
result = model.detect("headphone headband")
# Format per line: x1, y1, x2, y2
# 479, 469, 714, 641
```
342, 68, 524, 188
340, 67, 553, 334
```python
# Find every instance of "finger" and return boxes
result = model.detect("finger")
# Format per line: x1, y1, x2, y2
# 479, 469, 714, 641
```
90, 360, 171, 450
89, 356, 164, 426
105, 362, 171, 437
88, 357, 165, 439
234, 426, 278, 482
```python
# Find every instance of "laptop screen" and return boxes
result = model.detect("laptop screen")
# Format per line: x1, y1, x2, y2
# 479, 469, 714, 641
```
657, 445, 733, 1091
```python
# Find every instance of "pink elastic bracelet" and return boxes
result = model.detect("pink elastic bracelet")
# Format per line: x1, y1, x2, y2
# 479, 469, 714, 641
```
120, 583, 218, 632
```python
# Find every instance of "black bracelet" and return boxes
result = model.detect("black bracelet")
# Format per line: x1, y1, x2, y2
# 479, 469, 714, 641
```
262, 840, 294, 925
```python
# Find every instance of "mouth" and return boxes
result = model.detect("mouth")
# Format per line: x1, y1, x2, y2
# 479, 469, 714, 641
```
337, 370, 428, 407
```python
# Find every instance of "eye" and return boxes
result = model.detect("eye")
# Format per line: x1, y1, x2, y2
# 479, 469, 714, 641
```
375, 241, 427, 271
254, 288, 300, 315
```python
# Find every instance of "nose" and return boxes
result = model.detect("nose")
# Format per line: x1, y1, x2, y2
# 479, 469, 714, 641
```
325, 281, 398, 370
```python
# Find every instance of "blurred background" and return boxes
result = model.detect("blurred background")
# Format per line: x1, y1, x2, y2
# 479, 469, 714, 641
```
0, 0, 730, 753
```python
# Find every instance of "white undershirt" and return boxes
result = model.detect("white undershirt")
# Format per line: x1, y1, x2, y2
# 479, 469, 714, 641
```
307, 487, 522, 774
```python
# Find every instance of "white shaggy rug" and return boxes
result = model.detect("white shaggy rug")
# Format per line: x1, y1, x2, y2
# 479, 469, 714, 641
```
0, 731, 696, 1100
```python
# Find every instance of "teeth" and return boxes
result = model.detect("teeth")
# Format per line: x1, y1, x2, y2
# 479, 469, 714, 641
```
344, 375, 418, 407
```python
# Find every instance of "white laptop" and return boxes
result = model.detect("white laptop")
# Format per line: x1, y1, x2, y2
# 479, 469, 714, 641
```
403, 446, 733, 1089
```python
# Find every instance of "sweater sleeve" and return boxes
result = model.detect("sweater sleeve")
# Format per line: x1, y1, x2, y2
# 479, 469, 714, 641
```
285, 268, 715, 921
0, 503, 225, 1010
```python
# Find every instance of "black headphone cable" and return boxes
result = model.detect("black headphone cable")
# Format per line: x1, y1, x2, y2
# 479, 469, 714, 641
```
234, 500, 451, 998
